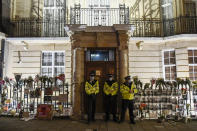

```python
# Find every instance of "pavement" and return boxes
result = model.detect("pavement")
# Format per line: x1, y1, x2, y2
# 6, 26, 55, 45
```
0, 117, 197, 131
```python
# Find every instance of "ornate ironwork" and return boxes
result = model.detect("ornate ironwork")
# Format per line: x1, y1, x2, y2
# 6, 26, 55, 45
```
70, 6, 129, 26
7, 16, 197, 37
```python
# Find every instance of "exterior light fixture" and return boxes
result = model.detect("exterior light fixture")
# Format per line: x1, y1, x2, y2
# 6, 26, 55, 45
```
136, 41, 144, 50
127, 25, 136, 37
17, 51, 22, 64
64, 25, 74, 37
22, 41, 29, 50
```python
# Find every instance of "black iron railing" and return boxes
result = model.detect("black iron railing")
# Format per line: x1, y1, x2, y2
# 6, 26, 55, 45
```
130, 19, 162, 37
8, 19, 66, 37
70, 7, 130, 26
6, 16, 197, 37
131, 16, 197, 37
0, 76, 72, 116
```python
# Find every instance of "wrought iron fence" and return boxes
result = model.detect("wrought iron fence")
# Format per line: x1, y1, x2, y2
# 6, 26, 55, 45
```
70, 7, 129, 26
131, 16, 197, 37
130, 19, 162, 37
163, 16, 197, 36
8, 19, 66, 37
6, 16, 197, 37
0, 75, 72, 117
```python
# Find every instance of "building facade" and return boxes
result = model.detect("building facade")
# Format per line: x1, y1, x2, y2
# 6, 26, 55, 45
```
1, 0, 197, 118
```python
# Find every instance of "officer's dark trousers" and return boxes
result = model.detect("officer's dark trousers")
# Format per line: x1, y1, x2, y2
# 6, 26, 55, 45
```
105, 95, 117, 120
120, 99, 134, 122
87, 95, 96, 122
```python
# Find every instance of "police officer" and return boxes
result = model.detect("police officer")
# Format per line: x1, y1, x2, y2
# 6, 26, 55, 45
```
120, 76, 138, 124
85, 71, 99, 123
103, 74, 118, 122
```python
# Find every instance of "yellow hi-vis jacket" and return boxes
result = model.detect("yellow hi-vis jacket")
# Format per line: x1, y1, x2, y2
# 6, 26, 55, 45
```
103, 81, 118, 96
85, 80, 99, 95
120, 82, 138, 100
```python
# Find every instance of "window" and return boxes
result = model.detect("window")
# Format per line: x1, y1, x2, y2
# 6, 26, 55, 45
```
161, 0, 173, 19
87, 0, 110, 26
89, 0, 110, 8
44, 0, 54, 7
188, 49, 197, 80
86, 50, 115, 61
184, 2, 196, 16
41, 51, 65, 77
43, 0, 65, 36
163, 50, 177, 81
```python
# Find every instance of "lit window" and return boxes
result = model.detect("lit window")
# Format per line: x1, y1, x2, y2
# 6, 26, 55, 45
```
86, 50, 115, 61
163, 50, 177, 81
188, 49, 197, 80
42, 51, 65, 77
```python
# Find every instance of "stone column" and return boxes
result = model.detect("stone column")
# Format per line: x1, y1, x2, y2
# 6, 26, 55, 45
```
119, 49, 129, 82
72, 48, 85, 120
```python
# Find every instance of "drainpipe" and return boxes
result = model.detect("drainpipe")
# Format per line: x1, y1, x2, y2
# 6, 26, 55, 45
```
0, 39, 5, 78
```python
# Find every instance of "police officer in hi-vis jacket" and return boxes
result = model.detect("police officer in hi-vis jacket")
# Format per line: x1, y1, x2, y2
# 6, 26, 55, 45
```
120, 76, 138, 124
103, 74, 118, 122
85, 71, 99, 123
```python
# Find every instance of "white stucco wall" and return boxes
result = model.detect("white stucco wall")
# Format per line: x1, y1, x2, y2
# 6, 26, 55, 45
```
128, 34, 197, 83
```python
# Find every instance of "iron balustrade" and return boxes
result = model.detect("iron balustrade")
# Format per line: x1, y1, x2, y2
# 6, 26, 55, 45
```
131, 16, 197, 37
70, 8, 130, 26
0, 76, 72, 116
5, 16, 197, 37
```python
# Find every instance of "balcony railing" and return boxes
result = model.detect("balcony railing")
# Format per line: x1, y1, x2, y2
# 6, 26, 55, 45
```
131, 16, 197, 37
8, 19, 66, 37
5, 16, 197, 37
70, 7, 130, 26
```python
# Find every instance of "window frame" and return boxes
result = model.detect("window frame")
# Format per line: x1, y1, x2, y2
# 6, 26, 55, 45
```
188, 48, 197, 81
88, 0, 110, 8
41, 51, 65, 77
43, 0, 65, 20
162, 49, 177, 81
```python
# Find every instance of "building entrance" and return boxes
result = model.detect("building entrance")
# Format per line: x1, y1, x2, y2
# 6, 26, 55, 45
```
84, 48, 116, 113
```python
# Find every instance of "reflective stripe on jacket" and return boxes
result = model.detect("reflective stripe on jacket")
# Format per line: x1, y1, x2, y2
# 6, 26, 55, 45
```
103, 81, 118, 96
85, 80, 99, 95
120, 82, 138, 100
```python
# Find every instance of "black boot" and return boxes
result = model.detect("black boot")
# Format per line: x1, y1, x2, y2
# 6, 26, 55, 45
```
105, 114, 109, 122
113, 115, 118, 122
130, 120, 136, 124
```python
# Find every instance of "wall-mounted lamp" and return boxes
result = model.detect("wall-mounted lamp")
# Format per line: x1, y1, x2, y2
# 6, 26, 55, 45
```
136, 41, 144, 50
127, 25, 136, 37
64, 25, 74, 37
22, 41, 29, 50
17, 51, 22, 64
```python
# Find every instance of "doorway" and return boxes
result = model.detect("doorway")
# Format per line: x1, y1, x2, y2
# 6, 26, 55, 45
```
84, 48, 116, 113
